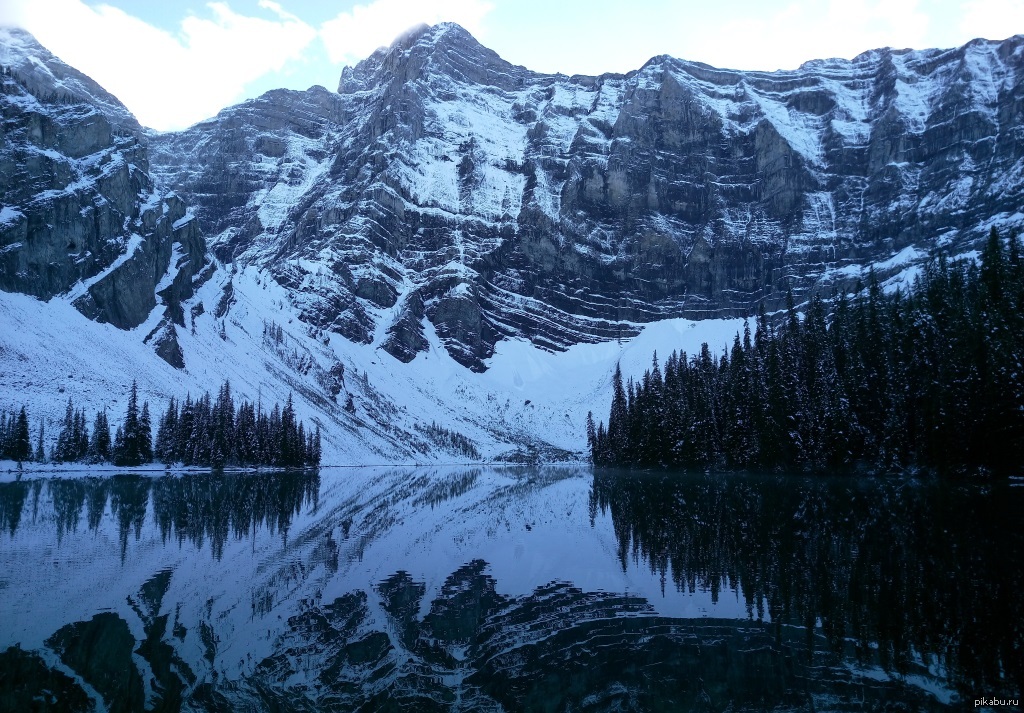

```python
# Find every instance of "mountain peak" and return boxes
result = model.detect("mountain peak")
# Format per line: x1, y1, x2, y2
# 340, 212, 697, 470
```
400, 21, 475, 45
0, 25, 140, 132
338, 21, 514, 94
5, 20, 1024, 461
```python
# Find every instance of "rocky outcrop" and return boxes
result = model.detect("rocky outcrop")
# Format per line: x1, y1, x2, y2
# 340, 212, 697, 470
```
382, 290, 428, 362
0, 28, 208, 366
71, 195, 204, 330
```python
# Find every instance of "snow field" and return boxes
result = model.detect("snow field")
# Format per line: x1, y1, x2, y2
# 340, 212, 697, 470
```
0, 260, 748, 466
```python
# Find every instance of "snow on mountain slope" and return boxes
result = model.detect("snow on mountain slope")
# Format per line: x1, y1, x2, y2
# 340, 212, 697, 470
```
0, 261, 745, 464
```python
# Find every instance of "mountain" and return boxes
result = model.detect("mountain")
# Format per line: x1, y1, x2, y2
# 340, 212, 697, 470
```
1, 24, 1023, 463
0, 27, 207, 366
149, 23, 1024, 371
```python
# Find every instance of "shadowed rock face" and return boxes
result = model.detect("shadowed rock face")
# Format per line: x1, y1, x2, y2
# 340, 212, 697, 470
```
0, 28, 207, 365
146, 24, 1024, 370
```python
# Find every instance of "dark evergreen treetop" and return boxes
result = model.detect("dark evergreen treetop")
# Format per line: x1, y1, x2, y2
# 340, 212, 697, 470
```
154, 382, 321, 469
592, 227, 1024, 477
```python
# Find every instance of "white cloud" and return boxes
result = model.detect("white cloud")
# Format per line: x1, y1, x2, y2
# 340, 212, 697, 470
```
0, 0, 317, 131
320, 0, 495, 65
687, 0, 930, 71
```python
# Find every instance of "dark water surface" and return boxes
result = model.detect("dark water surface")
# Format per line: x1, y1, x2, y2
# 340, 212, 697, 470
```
0, 467, 1020, 711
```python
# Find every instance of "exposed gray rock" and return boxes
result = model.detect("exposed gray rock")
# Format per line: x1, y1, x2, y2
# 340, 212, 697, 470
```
145, 317, 185, 369
382, 291, 428, 363
146, 85, 344, 263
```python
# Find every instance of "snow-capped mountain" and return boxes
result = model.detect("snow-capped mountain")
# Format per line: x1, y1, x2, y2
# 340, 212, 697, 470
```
149, 23, 1024, 371
2, 24, 1023, 463
0, 27, 207, 366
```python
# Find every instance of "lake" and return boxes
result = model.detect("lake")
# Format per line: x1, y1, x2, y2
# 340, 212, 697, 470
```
0, 467, 1020, 711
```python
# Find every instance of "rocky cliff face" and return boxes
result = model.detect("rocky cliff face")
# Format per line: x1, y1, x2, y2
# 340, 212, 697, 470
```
8, 25, 1020, 373
149, 24, 1024, 370
0, 28, 207, 366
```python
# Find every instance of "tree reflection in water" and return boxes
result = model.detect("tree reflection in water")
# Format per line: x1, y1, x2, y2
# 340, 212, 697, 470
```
0, 470, 321, 560
0, 469, 1020, 711
590, 470, 1024, 700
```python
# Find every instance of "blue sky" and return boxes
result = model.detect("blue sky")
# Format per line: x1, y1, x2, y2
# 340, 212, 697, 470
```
2, 0, 1021, 130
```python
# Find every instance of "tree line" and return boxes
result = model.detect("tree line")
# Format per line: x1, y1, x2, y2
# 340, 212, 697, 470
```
1, 381, 320, 469
154, 382, 320, 468
589, 227, 1024, 476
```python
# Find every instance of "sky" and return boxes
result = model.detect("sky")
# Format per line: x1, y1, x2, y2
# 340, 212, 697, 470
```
1, 0, 1022, 131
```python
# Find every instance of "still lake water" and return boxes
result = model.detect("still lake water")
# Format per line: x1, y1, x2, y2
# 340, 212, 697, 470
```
0, 467, 1020, 711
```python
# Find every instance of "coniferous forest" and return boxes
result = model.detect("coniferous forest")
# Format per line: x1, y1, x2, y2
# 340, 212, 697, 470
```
1, 381, 320, 469
589, 227, 1024, 476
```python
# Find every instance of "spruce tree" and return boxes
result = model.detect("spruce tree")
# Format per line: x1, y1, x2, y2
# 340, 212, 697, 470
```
280, 395, 296, 466
73, 408, 89, 461
586, 411, 597, 461
90, 410, 111, 462
13, 407, 30, 463
112, 425, 125, 465
607, 363, 627, 464
211, 382, 234, 468
35, 420, 45, 463
155, 398, 177, 464
0, 411, 9, 460
54, 398, 75, 462
176, 396, 194, 465
140, 402, 153, 464
115, 381, 142, 466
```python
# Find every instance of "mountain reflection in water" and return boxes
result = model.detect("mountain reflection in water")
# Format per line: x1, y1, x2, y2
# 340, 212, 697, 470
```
0, 468, 1020, 712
